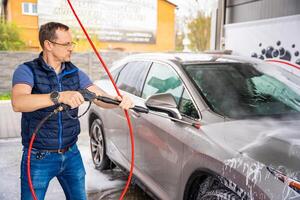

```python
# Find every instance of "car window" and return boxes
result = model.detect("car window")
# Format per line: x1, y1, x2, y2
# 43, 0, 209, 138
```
178, 88, 199, 119
184, 63, 300, 118
142, 62, 183, 105
101, 64, 124, 81
116, 61, 151, 96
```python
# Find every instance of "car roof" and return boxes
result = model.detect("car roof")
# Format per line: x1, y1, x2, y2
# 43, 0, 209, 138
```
121, 52, 260, 65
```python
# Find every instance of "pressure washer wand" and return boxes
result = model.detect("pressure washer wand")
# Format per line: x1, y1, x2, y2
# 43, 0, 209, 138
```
77, 89, 199, 129
78, 88, 200, 129
95, 95, 200, 129
74, 89, 149, 114
96, 96, 149, 114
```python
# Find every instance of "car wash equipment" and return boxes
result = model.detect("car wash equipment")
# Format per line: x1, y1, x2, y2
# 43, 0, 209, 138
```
75, 89, 200, 129
27, 89, 148, 200
67, 89, 200, 129
62, 89, 149, 120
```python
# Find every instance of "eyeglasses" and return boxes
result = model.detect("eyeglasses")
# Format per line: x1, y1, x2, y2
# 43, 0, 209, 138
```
48, 40, 77, 48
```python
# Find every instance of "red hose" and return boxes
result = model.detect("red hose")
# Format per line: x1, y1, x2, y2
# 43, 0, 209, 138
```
67, 1, 134, 199
27, 133, 38, 200
27, 110, 56, 200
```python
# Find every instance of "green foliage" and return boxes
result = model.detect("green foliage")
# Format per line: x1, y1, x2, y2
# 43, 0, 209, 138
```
0, 92, 11, 100
175, 32, 184, 51
188, 12, 211, 51
0, 22, 25, 50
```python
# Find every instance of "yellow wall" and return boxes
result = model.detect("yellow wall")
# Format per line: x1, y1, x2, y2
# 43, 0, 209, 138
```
8, 0, 175, 52
8, 0, 40, 51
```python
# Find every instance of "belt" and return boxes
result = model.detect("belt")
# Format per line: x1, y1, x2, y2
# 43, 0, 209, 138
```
46, 146, 71, 154
31, 145, 72, 154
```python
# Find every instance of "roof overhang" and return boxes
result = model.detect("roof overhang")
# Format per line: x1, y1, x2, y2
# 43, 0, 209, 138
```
164, 0, 177, 8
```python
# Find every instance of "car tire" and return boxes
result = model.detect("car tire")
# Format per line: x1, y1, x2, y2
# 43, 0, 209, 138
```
201, 189, 240, 200
90, 119, 115, 170
188, 176, 241, 200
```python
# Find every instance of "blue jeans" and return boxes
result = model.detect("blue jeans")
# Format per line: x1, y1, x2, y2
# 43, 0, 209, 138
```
20, 144, 86, 200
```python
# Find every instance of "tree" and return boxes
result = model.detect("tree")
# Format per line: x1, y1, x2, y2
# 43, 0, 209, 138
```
0, 22, 25, 50
175, 32, 184, 51
187, 11, 211, 51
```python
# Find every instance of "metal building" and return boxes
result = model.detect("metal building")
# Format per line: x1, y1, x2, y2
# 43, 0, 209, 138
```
212, 0, 300, 69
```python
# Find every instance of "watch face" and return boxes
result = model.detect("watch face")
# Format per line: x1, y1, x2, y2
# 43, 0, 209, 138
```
51, 91, 59, 99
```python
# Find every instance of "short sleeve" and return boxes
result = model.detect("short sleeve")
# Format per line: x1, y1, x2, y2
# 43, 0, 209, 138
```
78, 70, 93, 89
12, 64, 34, 87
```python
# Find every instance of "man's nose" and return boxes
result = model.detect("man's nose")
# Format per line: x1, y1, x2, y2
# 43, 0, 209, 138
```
68, 46, 74, 52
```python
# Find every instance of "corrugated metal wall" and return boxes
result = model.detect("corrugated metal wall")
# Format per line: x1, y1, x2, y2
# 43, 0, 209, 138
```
226, 0, 300, 24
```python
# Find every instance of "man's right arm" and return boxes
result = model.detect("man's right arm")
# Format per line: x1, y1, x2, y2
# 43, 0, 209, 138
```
12, 84, 85, 112
12, 84, 55, 112
11, 64, 84, 112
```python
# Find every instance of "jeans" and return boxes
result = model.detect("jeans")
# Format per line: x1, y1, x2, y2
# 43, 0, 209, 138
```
20, 144, 86, 200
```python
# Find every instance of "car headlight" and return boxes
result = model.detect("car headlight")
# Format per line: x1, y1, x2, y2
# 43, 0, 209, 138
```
267, 166, 300, 193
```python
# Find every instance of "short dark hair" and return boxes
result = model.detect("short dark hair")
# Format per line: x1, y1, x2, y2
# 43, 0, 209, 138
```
39, 22, 69, 49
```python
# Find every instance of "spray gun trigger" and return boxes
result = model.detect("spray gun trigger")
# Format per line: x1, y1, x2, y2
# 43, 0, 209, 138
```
78, 89, 97, 101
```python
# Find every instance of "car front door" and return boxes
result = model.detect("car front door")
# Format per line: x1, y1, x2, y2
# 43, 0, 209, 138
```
105, 61, 151, 163
132, 62, 200, 199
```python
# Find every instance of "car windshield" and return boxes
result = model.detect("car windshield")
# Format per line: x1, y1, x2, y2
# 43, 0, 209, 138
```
183, 62, 300, 118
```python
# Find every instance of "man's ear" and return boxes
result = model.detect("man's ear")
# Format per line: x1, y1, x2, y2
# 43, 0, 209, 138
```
43, 40, 52, 51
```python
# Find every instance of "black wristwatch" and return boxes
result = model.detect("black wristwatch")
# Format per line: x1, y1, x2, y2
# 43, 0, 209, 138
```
50, 91, 60, 105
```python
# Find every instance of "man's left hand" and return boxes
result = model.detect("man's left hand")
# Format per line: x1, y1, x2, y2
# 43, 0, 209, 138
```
115, 95, 134, 110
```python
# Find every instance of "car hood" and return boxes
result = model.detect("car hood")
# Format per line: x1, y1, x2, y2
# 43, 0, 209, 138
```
201, 118, 300, 174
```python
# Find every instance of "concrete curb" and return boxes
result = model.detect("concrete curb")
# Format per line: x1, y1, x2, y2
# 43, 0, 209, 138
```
0, 100, 21, 138
0, 101, 89, 139
0, 100, 11, 104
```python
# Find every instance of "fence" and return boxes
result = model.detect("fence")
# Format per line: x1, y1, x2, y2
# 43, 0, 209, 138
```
0, 51, 131, 93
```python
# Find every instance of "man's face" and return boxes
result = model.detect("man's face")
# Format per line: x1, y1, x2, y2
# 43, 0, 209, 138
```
49, 29, 74, 62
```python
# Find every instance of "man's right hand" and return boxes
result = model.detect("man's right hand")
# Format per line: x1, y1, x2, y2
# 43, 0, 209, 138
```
12, 84, 85, 112
59, 91, 85, 109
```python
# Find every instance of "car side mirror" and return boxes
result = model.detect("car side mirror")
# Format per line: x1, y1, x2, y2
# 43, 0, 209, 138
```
145, 93, 182, 120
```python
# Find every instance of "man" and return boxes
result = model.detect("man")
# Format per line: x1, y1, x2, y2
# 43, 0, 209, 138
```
11, 22, 134, 200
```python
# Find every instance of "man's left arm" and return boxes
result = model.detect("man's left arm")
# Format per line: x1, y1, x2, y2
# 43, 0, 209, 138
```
78, 70, 133, 110
86, 84, 134, 110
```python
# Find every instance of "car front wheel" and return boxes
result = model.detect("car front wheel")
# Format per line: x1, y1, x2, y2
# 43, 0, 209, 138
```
188, 175, 241, 200
90, 119, 114, 170
201, 188, 240, 200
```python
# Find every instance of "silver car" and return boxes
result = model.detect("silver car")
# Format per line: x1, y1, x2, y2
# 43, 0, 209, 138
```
88, 53, 300, 200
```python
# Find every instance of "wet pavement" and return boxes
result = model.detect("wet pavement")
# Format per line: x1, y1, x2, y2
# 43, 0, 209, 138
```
0, 132, 153, 200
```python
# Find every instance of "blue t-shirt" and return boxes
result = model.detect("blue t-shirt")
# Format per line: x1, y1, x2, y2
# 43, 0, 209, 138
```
12, 64, 93, 89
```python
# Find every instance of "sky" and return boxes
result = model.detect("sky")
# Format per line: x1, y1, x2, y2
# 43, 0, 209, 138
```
168, 0, 218, 34
169, 0, 218, 18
